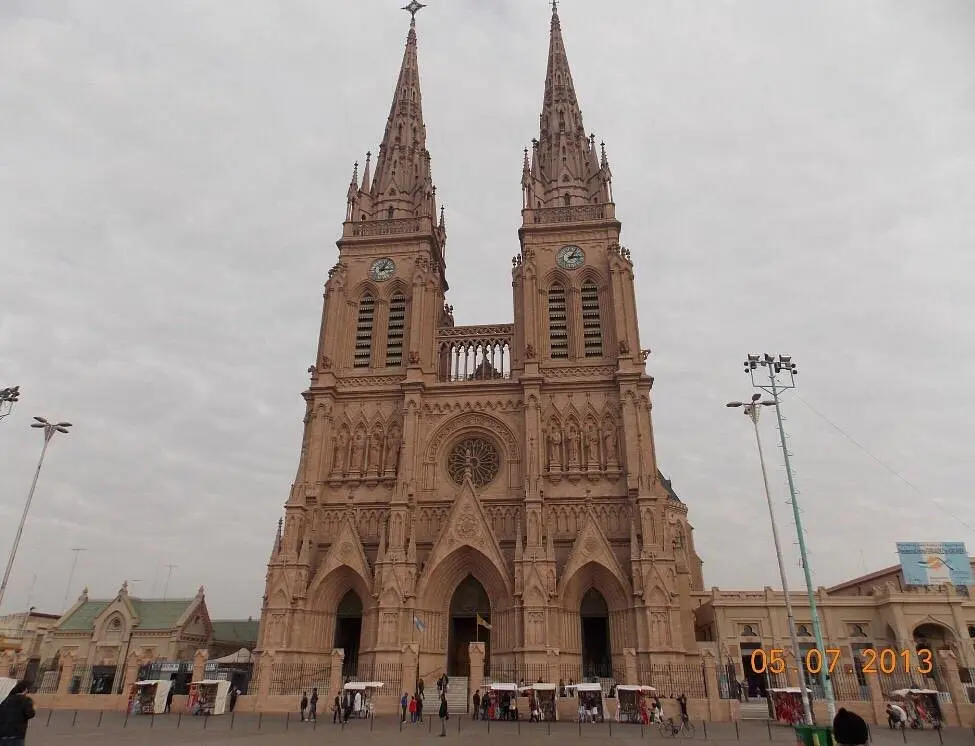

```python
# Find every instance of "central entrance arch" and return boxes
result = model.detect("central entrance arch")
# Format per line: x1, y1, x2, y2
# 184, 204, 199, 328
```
334, 590, 363, 677
448, 575, 490, 676
580, 588, 612, 679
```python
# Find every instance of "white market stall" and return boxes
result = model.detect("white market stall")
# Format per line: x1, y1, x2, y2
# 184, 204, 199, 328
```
188, 679, 232, 716
128, 680, 172, 715
615, 685, 656, 723
566, 682, 605, 723
519, 683, 558, 721
889, 689, 943, 728
343, 681, 383, 718
0, 678, 18, 702
484, 682, 519, 720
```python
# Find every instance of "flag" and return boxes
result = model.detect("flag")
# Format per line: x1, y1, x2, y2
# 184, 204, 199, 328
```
476, 613, 492, 630
413, 614, 426, 632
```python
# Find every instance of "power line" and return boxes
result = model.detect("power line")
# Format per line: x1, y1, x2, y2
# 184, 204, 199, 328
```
796, 394, 975, 533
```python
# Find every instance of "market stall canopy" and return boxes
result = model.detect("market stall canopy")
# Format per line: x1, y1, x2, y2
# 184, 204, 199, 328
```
211, 648, 254, 664
616, 685, 656, 692
489, 682, 519, 691
891, 689, 939, 696
519, 683, 557, 692
566, 683, 603, 692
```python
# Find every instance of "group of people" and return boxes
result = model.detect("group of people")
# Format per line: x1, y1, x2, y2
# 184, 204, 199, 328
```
470, 688, 519, 720
399, 675, 450, 735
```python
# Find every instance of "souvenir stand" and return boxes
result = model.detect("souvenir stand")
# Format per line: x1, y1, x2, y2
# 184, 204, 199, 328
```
343, 681, 384, 718
188, 679, 232, 716
615, 685, 656, 724
128, 680, 172, 715
768, 688, 807, 725
890, 689, 943, 728
567, 682, 605, 723
0, 678, 17, 702
519, 683, 558, 721
484, 682, 518, 720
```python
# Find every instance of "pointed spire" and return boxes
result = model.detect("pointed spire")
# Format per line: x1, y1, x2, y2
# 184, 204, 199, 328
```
274, 517, 283, 555
361, 151, 372, 192
526, 5, 612, 210
366, 13, 437, 220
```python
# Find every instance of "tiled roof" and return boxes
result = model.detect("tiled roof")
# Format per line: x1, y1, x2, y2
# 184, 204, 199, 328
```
657, 470, 681, 502
56, 597, 196, 632
211, 620, 259, 646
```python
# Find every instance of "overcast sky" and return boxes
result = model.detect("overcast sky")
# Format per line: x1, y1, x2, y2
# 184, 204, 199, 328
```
1, 0, 973, 620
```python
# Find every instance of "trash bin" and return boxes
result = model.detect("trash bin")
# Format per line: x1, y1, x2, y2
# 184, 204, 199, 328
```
793, 724, 833, 746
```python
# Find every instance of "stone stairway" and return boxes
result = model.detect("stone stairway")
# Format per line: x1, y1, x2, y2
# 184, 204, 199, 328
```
740, 701, 772, 720
443, 676, 469, 715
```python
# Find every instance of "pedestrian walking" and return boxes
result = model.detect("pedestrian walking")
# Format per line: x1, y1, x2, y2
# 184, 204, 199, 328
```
300, 691, 308, 722
334, 695, 342, 724
400, 692, 408, 723
472, 689, 480, 720
0, 680, 36, 746
309, 687, 319, 722
409, 694, 417, 724
439, 693, 448, 737
165, 685, 175, 714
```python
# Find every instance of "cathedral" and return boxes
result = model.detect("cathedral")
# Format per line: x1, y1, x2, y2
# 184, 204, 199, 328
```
258, 4, 706, 689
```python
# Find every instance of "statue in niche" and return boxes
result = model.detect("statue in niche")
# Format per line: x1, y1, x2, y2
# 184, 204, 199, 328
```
350, 430, 366, 473
528, 512, 539, 547
385, 425, 401, 472
391, 514, 403, 551
566, 423, 581, 466
584, 421, 600, 469
602, 423, 618, 463
369, 428, 384, 473
331, 430, 349, 474
547, 426, 563, 471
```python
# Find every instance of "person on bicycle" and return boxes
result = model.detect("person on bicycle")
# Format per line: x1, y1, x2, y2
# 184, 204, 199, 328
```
677, 693, 688, 724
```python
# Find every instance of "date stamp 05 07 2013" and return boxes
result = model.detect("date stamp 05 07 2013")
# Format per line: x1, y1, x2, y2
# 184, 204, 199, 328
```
749, 647, 934, 677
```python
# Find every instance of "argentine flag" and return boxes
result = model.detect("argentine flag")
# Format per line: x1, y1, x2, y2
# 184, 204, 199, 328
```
413, 614, 426, 632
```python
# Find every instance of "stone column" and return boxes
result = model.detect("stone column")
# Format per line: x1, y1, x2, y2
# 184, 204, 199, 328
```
782, 648, 800, 688
57, 650, 78, 696
122, 649, 143, 695
401, 643, 419, 698
623, 648, 637, 684
863, 668, 886, 725
702, 652, 721, 719
255, 650, 274, 708
329, 648, 345, 699
936, 649, 966, 727
468, 642, 485, 714
192, 649, 208, 683
546, 647, 560, 685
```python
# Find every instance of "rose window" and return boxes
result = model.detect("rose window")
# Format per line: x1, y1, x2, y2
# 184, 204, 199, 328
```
447, 437, 500, 488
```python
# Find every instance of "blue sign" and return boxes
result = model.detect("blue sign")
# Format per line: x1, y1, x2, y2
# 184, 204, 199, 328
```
897, 542, 972, 586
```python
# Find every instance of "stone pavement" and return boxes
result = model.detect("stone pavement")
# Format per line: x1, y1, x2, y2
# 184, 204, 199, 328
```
24, 710, 971, 745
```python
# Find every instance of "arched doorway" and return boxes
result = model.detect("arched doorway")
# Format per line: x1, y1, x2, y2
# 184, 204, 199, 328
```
334, 590, 363, 677
448, 575, 490, 676
580, 588, 612, 679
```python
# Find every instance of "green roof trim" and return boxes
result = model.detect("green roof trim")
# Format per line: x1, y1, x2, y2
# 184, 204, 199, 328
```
211, 620, 259, 646
56, 597, 196, 632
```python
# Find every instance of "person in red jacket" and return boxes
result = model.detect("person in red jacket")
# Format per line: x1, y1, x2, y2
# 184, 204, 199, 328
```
0, 680, 36, 746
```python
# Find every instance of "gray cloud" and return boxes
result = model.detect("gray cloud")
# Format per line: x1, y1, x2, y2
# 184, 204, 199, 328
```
1, 0, 973, 617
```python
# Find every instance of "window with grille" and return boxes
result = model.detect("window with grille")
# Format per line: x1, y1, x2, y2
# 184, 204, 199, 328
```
353, 294, 375, 368
581, 282, 602, 357
386, 292, 406, 366
548, 284, 568, 359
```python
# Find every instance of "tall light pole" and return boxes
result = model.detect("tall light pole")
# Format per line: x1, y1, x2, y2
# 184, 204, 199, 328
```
745, 354, 836, 722
727, 393, 812, 725
162, 565, 178, 600
0, 386, 20, 421
0, 416, 72, 612
62, 547, 88, 613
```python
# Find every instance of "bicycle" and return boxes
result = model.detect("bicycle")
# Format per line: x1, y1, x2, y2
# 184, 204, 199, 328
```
658, 716, 696, 738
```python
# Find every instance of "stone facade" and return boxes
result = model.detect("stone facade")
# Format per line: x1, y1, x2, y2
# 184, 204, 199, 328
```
257, 5, 705, 683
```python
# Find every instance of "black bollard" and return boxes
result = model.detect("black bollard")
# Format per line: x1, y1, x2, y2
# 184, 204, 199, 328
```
703, 720, 708, 740
46, 710, 53, 727
399, 717, 403, 732
766, 718, 772, 740
640, 724, 643, 739
518, 718, 521, 734
97, 711, 103, 729
230, 711, 235, 730
735, 721, 740, 740
608, 719, 612, 737
371, 713, 374, 731
488, 716, 491, 733
901, 725, 907, 743
286, 711, 290, 731
151, 712, 155, 728
72, 710, 78, 727
177, 712, 182, 729
313, 715, 317, 731
429, 713, 433, 732
936, 726, 944, 745
458, 714, 461, 733
123, 710, 129, 729
204, 713, 209, 730
258, 712, 262, 730
578, 719, 581, 736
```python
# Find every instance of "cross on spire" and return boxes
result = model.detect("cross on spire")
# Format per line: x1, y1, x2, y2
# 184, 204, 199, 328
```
551, 0, 558, 13
403, 0, 426, 23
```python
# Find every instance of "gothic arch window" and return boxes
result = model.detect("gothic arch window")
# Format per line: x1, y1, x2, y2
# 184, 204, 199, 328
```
387, 207, 394, 220
547, 283, 568, 359
563, 194, 571, 207
580, 281, 603, 357
386, 292, 407, 367
353, 293, 375, 368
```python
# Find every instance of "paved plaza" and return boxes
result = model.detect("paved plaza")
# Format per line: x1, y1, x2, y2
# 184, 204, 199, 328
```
22, 711, 972, 746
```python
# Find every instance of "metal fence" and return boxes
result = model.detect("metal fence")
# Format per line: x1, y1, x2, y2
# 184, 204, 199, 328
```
33, 663, 61, 694
637, 664, 708, 699
557, 663, 624, 684
345, 661, 401, 694
487, 663, 548, 684
267, 662, 331, 697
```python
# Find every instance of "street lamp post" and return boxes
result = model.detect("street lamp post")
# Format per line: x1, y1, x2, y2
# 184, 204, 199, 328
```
0, 386, 21, 421
0, 416, 72, 612
62, 548, 88, 613
727, 393, 812, 725
744, 354, 836, 723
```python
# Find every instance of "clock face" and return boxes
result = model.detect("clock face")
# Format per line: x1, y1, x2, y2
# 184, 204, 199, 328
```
556, 245, 585, 270
370, 257, 396, 282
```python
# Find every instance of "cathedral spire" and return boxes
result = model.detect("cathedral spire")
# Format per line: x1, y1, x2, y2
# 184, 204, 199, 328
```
355, 7, 438, 222
523, 4, 612, 211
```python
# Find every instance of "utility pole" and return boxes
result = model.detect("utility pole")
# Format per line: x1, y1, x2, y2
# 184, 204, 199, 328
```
62, 548, 88, 613
163, 565, 178, 600
745, 354, 836, 723
0, 386, 20, 421
727, 394, 811, 724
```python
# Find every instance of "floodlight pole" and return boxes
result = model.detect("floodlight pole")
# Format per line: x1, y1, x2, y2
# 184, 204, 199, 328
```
728, 395, 812, 725
746, 354, 836, 723
0, 386, 21, 421
0, 417, 72, 612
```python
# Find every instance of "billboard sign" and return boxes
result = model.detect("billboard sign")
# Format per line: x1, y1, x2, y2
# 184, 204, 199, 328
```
896, 542, 972, 586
